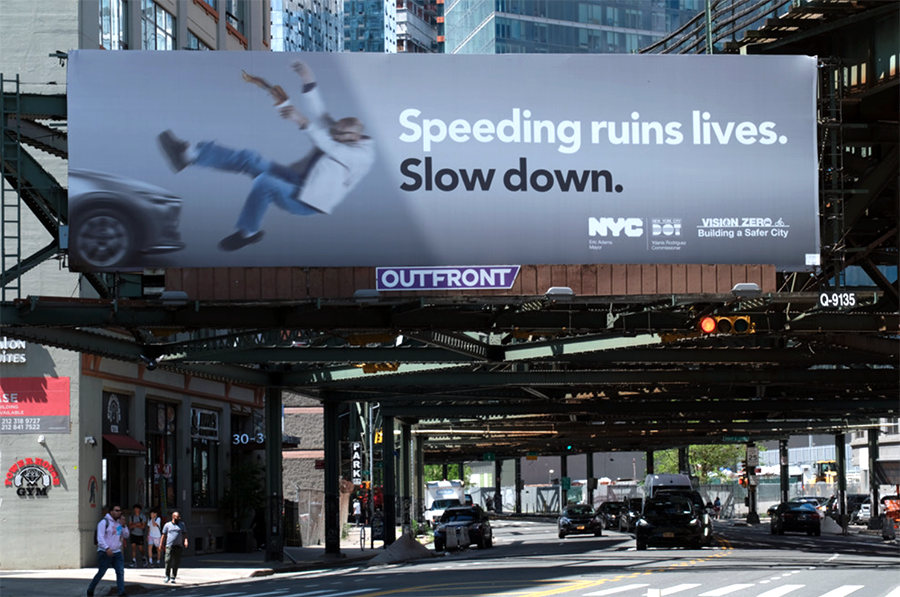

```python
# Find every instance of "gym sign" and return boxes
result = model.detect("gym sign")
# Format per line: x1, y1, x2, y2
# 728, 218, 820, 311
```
5, 457, 61, 498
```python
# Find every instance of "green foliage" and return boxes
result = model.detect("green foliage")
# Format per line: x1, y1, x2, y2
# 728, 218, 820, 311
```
653, 444, 745, 482
423, 464, 472, 483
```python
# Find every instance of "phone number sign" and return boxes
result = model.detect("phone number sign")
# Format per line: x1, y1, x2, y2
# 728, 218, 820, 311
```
0, 377, 70, 434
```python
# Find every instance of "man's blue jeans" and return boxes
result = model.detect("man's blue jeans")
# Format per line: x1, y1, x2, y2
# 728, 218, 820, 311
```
87, 549, 125, 596
195, 142, 319, 234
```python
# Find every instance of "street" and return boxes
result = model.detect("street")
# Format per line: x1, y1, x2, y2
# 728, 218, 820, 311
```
145, 519, 899, 597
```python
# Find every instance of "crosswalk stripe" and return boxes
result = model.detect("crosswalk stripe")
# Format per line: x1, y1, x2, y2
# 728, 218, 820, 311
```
817, 587, 864, 597
699, 584, 756, 596
756, 586, 805, 597
282, 590, 378, 597
883, 588, 900, 597
583, 583, 650, 596
660, 584, 702, 595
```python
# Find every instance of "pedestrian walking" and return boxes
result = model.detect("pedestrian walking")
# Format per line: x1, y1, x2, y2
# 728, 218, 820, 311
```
160, 510, 189, 584
713, 496, 722, 520
87, 504, 129, 597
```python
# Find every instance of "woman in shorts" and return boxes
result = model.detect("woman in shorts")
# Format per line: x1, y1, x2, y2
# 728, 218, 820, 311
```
147, 508, 163, 567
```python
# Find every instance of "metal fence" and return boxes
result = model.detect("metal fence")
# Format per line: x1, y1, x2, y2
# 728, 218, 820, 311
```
284, 487, 325, 547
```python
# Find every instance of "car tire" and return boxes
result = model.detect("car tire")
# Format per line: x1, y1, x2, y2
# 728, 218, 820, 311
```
594, 529, 603, 537
814, 527, 821, 537
434, 540, 445, 552
636, 540, 647, 551
770, 525, 777, 535
70, 207, 139, 269
485, 535, 493, 548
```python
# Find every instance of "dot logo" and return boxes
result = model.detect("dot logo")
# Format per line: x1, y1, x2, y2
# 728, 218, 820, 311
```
651, 218, 682, 237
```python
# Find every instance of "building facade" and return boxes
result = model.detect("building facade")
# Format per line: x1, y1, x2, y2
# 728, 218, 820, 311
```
0, 0, 271, 569
444, 0, 702, 54
344, 0, 398, 53
271, 0, 343, 53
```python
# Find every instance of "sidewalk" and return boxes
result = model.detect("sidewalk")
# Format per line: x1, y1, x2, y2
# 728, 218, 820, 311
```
0, 532, 412, 597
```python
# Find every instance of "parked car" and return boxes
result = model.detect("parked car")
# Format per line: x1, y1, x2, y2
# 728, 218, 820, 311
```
596, 501, 624, 530
433, 506, 492, 551
794, 495, 829, 517
635, 495, 704, 550
654, 488, 713, 546
618, 497, 643, 533
68, 169, 185, 269
558, 504, 603, 538
856, 495, 900, 526
769, 501, 821, 536
845, 494, 868, 523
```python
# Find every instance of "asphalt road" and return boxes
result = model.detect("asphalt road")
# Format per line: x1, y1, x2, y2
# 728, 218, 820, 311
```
134, 519, 898, 597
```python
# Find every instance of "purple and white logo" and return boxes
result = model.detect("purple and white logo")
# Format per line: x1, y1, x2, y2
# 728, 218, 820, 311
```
376, 266, 520, 291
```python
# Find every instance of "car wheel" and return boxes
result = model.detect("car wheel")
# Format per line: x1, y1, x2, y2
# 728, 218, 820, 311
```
70, 207, 137, 269
558, 531, 566, 539
691, 540, 702, 549
636, 540, 647, 551
594, 529, 603, 537
770, 525, 776, 535
814, 527, 821, 537
485, 535, 493, 548
778, 528, 785, 535
434, 539, 445, 552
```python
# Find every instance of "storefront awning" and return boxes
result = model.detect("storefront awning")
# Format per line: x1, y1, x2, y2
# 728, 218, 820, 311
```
103, 434, 147, 457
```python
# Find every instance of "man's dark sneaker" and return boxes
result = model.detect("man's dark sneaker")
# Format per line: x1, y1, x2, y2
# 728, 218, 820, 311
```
158, 130, 190, 172
87, 591, 94, 597
218, 230, 264, 252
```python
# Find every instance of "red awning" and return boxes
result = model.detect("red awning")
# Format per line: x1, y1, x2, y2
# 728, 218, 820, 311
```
103, 434, 147, 457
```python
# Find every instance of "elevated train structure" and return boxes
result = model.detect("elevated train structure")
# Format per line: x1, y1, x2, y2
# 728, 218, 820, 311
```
1, 0, 897, 558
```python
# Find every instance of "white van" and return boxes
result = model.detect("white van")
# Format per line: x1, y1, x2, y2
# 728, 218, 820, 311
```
644, 473, 692, 499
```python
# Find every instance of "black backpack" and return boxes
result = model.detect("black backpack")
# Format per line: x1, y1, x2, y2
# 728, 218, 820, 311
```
93, 519, 110, 545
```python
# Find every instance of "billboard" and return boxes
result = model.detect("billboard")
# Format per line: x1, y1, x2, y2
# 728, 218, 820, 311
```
67, 52, 819, 272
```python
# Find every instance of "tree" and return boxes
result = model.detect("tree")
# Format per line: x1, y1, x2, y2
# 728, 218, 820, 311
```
654, 444, 746, 482
423, 463, 472, 483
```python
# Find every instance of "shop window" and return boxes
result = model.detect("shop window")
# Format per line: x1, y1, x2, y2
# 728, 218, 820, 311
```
191, 408, 220, 508
146, 401, 177, 513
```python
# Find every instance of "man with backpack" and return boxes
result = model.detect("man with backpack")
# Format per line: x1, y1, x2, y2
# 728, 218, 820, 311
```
87, 504, 129, 597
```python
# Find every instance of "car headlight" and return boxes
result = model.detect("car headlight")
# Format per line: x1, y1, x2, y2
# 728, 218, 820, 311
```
688, 518, 699, 526
559, 517, 570, 525
636, 519, 650, 527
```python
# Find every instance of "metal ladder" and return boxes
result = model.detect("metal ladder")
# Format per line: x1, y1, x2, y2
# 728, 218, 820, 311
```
0, 74, 23, 301
818, 59, 846, 290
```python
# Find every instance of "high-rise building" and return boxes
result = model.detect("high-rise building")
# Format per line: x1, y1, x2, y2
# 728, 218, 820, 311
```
444, 0, 702, 54
397, 0, 443, 53
97, 0, 270, 51
271, 0, 343, 52
344, 0, 398, 53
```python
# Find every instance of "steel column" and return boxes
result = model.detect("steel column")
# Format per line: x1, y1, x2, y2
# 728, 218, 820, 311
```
779, 439, 789, 503
264, 387, 284, 562
323, 399, 342, 556
382, 415, 396, 545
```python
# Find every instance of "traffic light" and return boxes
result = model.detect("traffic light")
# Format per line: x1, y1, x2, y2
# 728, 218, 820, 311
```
374, 430, 383, 444
698, 315, 754, 335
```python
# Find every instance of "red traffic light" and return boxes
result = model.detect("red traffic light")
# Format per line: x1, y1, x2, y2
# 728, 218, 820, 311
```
698, 315, 753, 334
699, 316, 717, 334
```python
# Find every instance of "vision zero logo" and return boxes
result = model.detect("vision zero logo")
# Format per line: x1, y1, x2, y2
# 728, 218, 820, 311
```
588, 217, 681, 238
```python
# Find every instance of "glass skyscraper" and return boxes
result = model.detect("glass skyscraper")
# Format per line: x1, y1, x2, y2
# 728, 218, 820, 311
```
444, 0, 703, 54
344, 0, 398, 53
271, 0, 343, 52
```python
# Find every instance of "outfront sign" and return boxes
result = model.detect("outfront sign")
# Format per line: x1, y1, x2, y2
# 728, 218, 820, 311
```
67, 52, 818, 271
0, 377, 70, 434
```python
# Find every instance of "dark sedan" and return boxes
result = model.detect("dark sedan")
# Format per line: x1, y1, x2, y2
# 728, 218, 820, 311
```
769, 501, 822, 536
596, 501, 624, 530
433, 506, 493, 551
558, 504, 602, 538
618, 497, 643, 533
635, 495, 704, 550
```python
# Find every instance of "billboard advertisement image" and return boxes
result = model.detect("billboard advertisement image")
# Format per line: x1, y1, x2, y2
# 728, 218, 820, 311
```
67, 52, 819, 272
